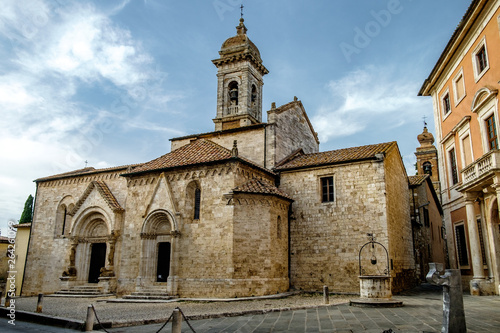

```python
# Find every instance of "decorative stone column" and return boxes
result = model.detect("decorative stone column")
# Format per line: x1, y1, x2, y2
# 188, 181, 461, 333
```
464, 192, 485, 295
60, 239, 78, 289
98, 233, 117, 294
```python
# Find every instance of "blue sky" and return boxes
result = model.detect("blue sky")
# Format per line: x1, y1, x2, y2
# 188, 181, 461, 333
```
0, 0, 471, 234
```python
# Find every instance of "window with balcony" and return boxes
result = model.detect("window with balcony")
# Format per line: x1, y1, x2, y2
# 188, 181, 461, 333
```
461, 134, 473, 166
486, 114, 498, 150
448, 148, 459, 185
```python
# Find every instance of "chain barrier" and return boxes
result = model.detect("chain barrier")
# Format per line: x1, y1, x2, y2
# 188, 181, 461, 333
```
176, 307, 197, 333
91, 304, 112, 333
90, 305, 194, 333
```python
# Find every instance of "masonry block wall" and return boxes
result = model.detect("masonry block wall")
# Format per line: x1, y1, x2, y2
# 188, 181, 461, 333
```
383, 147, 415, 293
22, 169, 128, 295
280, 160, 389, 293
267, 101, 319, 166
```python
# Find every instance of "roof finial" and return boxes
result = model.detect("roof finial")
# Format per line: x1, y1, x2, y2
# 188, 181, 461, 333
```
240, 4, 244, 19
423, 115, 428, 128
84, 160, 88, 168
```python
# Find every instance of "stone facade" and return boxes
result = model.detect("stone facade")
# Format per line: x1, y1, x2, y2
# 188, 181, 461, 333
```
278, 143, 415, 294
22, 17, 426, 298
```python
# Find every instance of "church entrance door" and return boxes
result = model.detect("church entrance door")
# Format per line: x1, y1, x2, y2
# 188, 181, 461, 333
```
156, 242, 171, 282
88, 243, 106, 283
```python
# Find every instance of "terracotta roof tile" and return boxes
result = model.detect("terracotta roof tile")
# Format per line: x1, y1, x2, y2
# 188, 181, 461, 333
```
36, 164, 142, 182
69, 180, 123, 215
275, 142, 396, 170
127, 139, 274, 175
408, 174, 429, 186
129, 139, 231, 174
232, 178, 293, 201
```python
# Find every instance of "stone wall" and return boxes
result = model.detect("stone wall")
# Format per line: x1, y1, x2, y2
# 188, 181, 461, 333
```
232, 193, 290, 295
383, 147, 415, 293
22, 169, 128, 295
280, 160, 389, 293
170, 126, 268, 168
267, 101, 319, 166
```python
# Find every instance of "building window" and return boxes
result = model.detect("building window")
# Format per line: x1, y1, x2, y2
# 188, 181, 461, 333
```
486, 114, 498, 150
321, 176, 334, 203
461, 134, 473, 166
455, 223, 469, 267
442, 93, 451, 115
423, 161, 432, 175
472, 38, 489, 81
277, 216, 282, 239
194, 188, 201, 220
423, 207, 430, 227
448, 148, 459, 185
453, 70, 466, 105
476, 45, 488, 73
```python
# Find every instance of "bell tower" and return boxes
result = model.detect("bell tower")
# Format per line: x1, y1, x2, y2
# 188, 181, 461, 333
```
415, 125, 440, 196
212, 18, 269, 131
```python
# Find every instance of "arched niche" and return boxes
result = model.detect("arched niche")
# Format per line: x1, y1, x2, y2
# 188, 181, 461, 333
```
55, 195, 75, 237
138, 209, 179, 293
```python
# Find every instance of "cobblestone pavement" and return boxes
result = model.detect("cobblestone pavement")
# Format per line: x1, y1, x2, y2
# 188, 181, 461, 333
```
106, 291, 500, 333
1, 285, 500, 332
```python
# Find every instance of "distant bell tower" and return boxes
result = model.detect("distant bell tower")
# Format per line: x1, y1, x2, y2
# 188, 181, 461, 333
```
212, 18, 269, 131
415, 125, 440, 196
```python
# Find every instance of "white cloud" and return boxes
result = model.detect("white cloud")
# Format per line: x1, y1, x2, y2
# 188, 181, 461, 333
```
312, 66, 428, 143
0, 0, 178, 229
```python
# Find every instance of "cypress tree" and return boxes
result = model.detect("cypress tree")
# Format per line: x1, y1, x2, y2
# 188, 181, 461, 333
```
19, 194, 34, 224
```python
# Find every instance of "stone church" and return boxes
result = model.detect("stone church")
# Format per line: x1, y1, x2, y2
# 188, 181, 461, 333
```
22, 19, 419, 298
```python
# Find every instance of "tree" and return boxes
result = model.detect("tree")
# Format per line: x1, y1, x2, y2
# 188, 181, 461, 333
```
19, 194, 34, 224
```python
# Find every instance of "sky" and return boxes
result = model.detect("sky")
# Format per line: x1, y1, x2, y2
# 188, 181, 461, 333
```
0, 0, 473, 235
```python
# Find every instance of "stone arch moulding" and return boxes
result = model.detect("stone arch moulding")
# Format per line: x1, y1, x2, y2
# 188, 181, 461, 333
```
471, 86, 498, 113
71, 206, 113, 238
137, 209, 180, 295
55, 195, 75, 237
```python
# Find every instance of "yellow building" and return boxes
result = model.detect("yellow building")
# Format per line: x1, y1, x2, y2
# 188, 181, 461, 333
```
0, 236, 10, 286
13, 223, 31, 296
419, 0, 500, 295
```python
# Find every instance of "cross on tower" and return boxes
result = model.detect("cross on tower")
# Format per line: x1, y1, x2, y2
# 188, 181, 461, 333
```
240, 4, 244, 18
423, 115, 428, 127
84, 160, 88, 168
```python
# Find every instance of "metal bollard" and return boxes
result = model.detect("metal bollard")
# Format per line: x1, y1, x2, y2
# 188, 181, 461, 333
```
323, 285, 329, 304
85, 305, 95, 332
172, 308, 182, 333
36, 293, 44, 313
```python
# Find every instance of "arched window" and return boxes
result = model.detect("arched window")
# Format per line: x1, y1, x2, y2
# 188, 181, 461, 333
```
228, 81, 239, 105
423, 162, 432, 175
186, 181, 201, 221
277, 216, 282, 239
194, 188, 201, 220
251, 84, 257, 103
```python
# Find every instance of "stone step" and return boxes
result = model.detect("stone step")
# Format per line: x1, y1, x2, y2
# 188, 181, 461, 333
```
55, 290, 102, 295
122, 294, 176, 300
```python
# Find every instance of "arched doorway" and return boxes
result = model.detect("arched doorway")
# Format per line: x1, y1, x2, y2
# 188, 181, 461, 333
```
138, 210, 179, 292
70, 210, 113, 285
